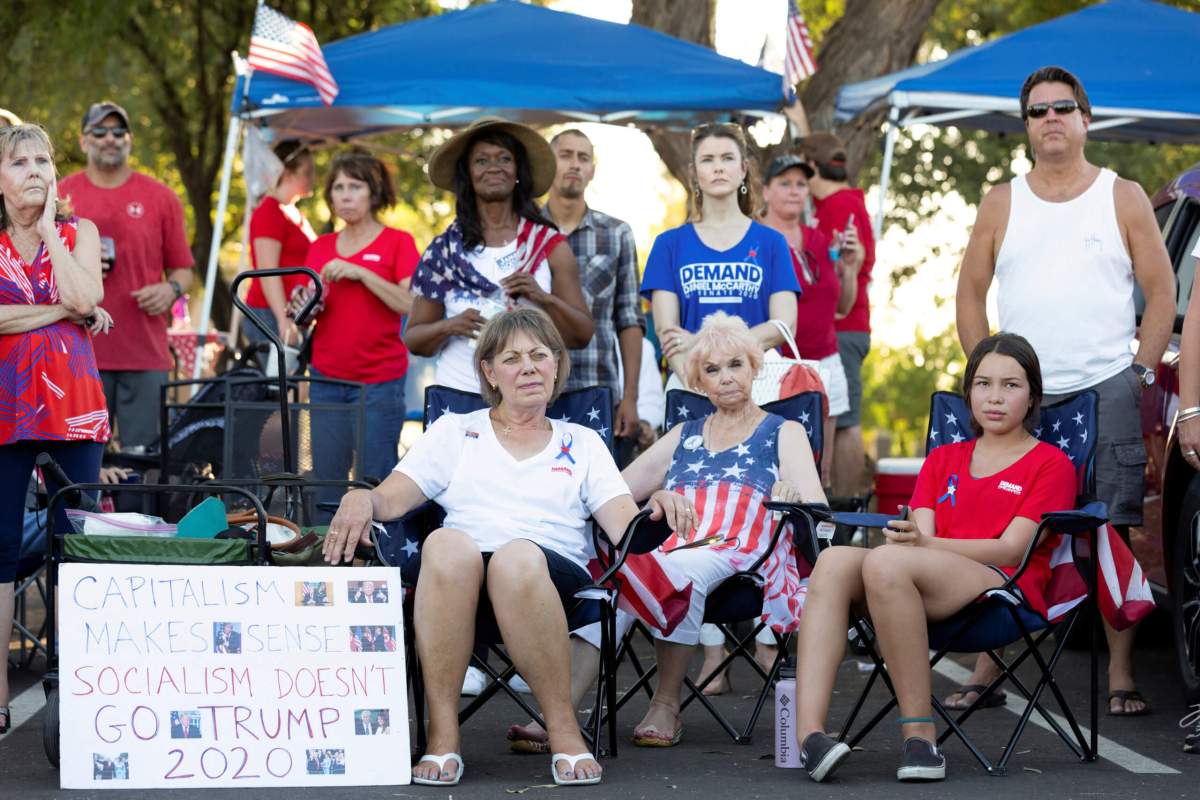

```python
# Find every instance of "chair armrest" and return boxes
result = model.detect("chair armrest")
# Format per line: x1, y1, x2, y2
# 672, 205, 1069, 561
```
829, 511, 902, 529
764, 500, 833, 523
590, 508, 673, 588
1041, 502, 1109, 536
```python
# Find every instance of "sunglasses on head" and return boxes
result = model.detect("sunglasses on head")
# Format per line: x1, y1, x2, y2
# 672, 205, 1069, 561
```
1024, 100, 1081, 120
86, 126, 129, 139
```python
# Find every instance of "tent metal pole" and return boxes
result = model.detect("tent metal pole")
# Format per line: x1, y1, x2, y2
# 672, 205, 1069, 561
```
193, 113, 242, 380
873, 106, 901, 242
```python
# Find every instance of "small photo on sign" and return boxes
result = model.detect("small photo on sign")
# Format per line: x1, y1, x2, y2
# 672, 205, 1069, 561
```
212, 621, 242, 654
169, 710, 202, 739
305, 748, 346, 775
353, 708, 390, 735
347, 579, 389, 604
93, 752, 129, 781
295, 581, 333, 606
349, 625, 398, 653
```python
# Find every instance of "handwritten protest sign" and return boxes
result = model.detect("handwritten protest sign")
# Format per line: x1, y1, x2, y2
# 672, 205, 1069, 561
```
58, 564, 409, 788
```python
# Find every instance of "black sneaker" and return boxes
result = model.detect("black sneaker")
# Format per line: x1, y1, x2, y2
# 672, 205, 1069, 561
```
896, 737, 946, 781
799, 731, 851, 782
1183, 705, 1200, 754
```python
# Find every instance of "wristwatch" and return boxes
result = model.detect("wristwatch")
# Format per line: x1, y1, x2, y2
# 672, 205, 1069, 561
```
1132, 363, 1155, 389
168, 279, 184, 301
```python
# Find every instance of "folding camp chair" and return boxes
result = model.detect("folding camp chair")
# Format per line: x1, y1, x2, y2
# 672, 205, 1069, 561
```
603, 388, 829, 744
370, 384, 668, 759
807, 390, 1104, 775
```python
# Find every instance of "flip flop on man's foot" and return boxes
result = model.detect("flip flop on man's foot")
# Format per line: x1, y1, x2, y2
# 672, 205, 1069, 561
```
943, 684, 1006, 711
1108, 689, 1151, 716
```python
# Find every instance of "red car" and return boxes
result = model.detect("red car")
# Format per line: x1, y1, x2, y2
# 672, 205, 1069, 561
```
1145, 163, 1200, 702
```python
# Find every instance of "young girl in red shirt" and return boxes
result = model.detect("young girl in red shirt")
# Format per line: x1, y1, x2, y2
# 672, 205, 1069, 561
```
792, 332, 1076, 783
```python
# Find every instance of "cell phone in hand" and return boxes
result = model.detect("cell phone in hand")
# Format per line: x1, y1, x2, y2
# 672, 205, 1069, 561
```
99, 236, 116, 273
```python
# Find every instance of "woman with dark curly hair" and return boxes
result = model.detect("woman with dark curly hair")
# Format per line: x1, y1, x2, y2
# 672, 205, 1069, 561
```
404, 117, 593, 393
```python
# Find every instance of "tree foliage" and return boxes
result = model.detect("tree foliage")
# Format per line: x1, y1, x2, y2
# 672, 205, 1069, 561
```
861, 320, 965, 458
0, 0, 437, 328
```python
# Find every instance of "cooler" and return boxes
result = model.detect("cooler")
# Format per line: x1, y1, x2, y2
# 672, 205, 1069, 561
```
874, 457, 924, 515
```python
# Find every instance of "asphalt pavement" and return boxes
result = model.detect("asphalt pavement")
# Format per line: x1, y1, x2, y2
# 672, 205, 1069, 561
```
3, 619, 1196, 799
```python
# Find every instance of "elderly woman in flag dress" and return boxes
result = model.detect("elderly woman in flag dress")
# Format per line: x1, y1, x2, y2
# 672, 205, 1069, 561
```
610, 310, 826, 747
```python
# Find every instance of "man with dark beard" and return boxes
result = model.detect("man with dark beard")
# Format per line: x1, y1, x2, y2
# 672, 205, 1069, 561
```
543, 129, 644, 464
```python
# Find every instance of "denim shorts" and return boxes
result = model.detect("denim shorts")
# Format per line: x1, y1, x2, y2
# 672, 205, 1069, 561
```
402, 539, 591, 643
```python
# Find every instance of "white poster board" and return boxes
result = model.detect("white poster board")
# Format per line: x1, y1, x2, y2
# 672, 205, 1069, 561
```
58, 563, 410, 788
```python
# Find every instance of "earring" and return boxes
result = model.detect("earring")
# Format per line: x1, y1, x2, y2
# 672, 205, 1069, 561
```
739, 181, 748, 195
514, 177, 520, 184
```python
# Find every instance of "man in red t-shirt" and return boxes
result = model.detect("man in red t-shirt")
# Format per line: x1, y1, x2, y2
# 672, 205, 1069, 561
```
60, 101, 194, 449
796, 133, 876, 498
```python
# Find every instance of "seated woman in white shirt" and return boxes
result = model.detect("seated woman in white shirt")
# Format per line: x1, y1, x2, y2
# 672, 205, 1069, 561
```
323, 307, 691, 788
403, 118, 593, 392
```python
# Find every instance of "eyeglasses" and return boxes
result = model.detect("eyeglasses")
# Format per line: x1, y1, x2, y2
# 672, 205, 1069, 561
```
1023, 100, 1081, 120
86, 126, 129, 139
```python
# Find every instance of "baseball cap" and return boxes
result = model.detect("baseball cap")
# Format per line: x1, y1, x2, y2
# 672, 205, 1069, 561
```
793, 132, 847, 167
763, 154, 814, 183
81, 101, 130, 132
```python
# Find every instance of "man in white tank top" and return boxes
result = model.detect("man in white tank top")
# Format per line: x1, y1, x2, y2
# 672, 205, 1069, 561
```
955, 67, 1176, 717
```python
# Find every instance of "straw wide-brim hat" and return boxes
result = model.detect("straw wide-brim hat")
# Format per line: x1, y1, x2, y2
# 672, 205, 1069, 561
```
428, 117, 556, 196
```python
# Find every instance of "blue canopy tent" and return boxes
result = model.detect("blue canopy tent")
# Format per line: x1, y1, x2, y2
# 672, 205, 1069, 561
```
833, 0, 1200, 238
196, 0, 788, 354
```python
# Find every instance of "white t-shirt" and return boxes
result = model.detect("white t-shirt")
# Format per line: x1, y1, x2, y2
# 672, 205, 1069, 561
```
394, 408, 629, 570
616, 337, 666, 429
433, 241, 553, 392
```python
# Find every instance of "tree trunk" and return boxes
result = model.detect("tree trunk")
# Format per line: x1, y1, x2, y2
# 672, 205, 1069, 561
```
631, 0, 716, 192
802, 0, 942, 180
634, 0, 942, 187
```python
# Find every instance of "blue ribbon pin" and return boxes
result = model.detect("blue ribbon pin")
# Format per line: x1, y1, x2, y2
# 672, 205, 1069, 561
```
556, 432, 575, 464
937, 474, 958, 507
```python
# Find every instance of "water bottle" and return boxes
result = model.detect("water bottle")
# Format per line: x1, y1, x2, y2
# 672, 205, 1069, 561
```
774, 662, 801, 768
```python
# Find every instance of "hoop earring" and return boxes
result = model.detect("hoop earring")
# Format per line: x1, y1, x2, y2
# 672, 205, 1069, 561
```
739, 181, 748, 195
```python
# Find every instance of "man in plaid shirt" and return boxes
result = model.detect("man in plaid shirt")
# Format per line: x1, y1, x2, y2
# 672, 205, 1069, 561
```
544, 129, 645, 464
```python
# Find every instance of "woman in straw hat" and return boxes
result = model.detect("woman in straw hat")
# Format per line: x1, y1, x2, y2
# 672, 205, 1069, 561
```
405, 117, 593, 393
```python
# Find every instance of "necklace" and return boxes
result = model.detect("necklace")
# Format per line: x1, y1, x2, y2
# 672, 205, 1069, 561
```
490, 409, 548, 436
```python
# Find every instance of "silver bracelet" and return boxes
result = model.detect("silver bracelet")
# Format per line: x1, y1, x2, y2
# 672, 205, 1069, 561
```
1178, 406, 1200, 418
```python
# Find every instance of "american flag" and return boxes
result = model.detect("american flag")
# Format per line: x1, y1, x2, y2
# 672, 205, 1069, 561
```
247, 4, 339, 106
783, 1, 818, 90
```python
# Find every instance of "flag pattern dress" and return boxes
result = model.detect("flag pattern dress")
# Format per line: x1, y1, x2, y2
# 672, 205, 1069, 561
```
624, 413, 808, 635
0, 219, 110, 444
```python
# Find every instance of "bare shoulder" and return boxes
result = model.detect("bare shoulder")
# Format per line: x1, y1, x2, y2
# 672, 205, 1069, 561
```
73, 217, 99, 239
1113, 175, 1153, 214
976, 182, 1012, 224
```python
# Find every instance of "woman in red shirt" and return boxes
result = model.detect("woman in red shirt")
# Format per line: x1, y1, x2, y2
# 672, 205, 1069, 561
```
0, 124, 111, 731
244, 141, 316, 347
760, 154, 863, 486
791, 333, 1076, 783
299, 150, 418, 484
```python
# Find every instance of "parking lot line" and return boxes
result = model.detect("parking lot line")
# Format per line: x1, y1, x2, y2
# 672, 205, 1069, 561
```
932, 660, 1180, 775
3, 682, 46, 737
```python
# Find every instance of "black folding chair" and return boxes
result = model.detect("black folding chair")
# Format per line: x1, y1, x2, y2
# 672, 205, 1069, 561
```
603, 389, 829, 744
797, 390, 1105, 775
370, 384, 669, 759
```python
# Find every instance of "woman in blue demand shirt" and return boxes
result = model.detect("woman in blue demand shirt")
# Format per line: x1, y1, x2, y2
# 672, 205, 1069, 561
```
640, 123, 799, 388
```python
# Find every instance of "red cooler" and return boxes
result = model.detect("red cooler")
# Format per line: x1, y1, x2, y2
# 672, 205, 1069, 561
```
874, 457, 924, 515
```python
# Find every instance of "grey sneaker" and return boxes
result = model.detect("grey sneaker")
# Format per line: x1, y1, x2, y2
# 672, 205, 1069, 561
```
897, 737, 946, 781
799, 732, 851, 782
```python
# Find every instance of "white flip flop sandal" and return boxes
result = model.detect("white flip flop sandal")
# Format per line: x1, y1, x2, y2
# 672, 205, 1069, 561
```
551, 752, 602, 786
412, 752, 464, 786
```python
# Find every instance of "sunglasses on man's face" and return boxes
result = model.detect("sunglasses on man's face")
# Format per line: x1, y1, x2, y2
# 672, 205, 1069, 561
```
1024, 100, 1081, 120
86, 126, 129, 139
